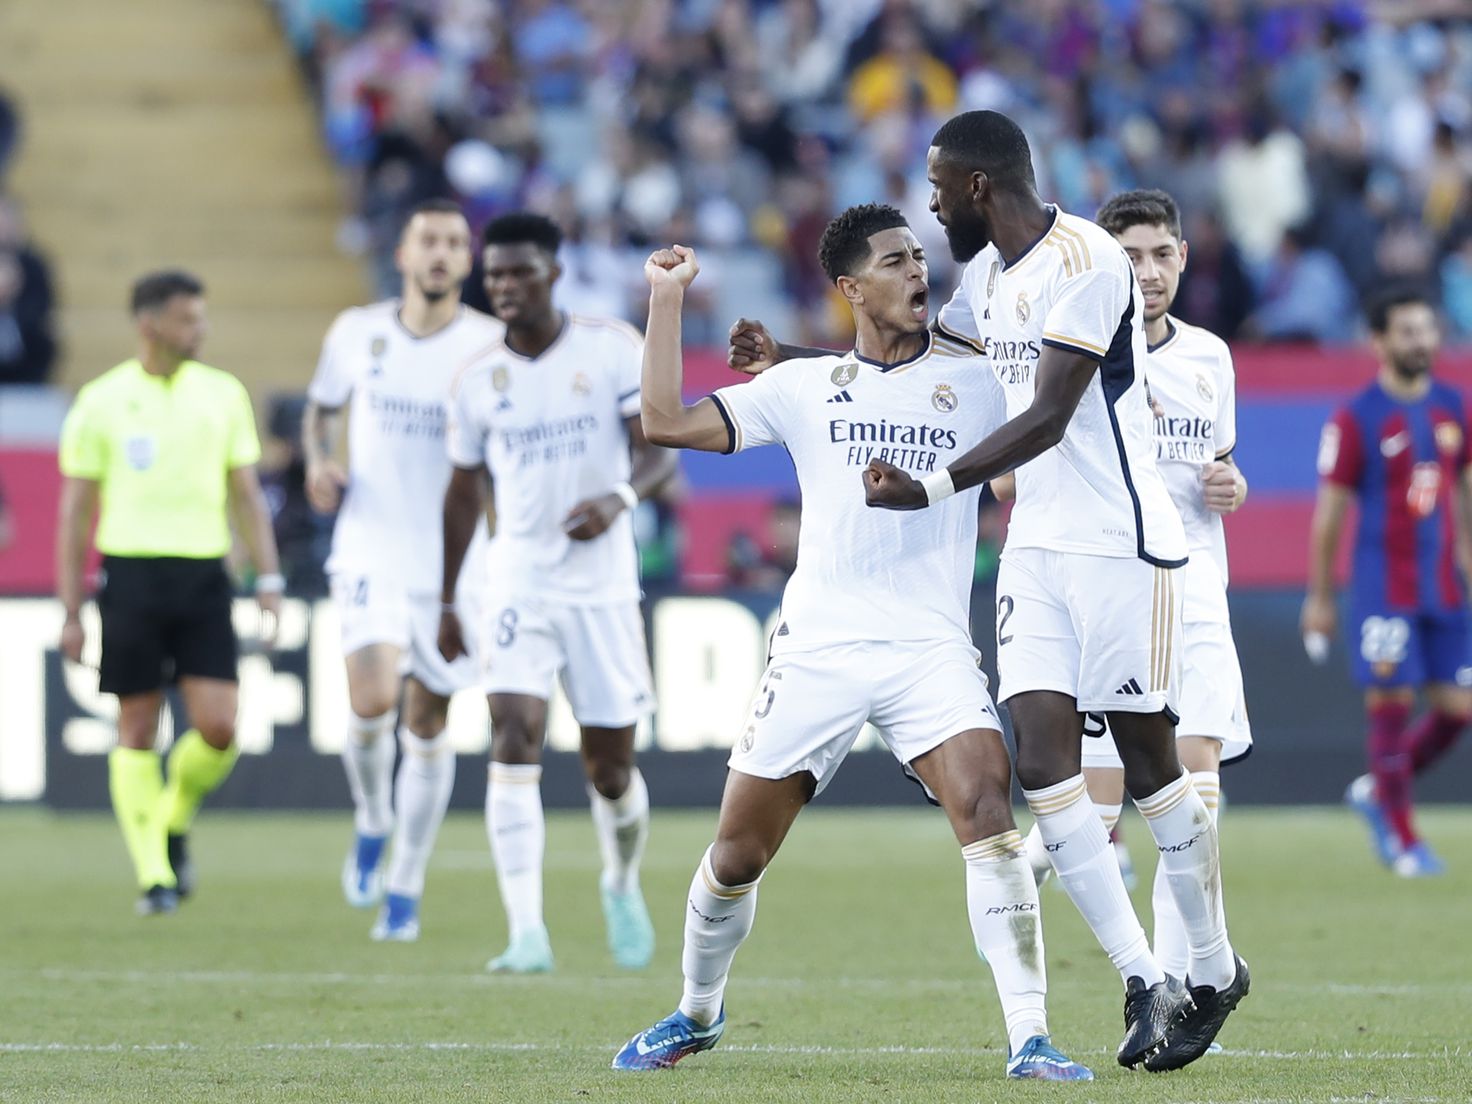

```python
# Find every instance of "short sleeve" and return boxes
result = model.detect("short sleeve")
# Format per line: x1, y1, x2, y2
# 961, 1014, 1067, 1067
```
58, 389, 106, 480
307, 312, 354, 408
1040, 263, 1131, 362
711, 363, 799, 453
935, 269, 984, 350
447, 370, 489, 468
1214, 347, 1237, 459
613, 329, 644, 419
226, 382, 262, 469
1318, 408, 1363, 488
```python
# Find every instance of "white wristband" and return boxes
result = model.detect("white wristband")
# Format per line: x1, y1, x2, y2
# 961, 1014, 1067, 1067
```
920, 468, 956, 505
612, 481, 639, 512
255, 573, 286, 594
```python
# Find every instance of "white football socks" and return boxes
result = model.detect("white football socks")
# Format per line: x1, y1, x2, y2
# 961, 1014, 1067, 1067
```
1151, 771, 1220, 979
1022, 798, 1122, 885
589, 767, 649, 896
384, 728, 456, 900
1136, 770, 1235, 990
962, 831, 1049, 1055
486, 762, 546, 941
1024, 775, 1163, 988
343, 710, 397, 837
678, 847, 760, 1027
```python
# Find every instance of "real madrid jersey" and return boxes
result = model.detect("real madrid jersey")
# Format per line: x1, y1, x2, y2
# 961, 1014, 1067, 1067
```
447, 313, 644, 605
308, 301, 503, 593
937, 207, 1188, 566
1147, 315, 1238, 618
711, 331, 1007, 655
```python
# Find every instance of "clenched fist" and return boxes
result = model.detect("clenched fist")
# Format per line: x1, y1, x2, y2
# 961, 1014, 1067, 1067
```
645, 245, 700, 289
863, 459, 928, 510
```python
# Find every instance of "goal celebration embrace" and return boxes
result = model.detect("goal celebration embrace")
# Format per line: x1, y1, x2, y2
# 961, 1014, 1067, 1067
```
17, 7, 1472, 1099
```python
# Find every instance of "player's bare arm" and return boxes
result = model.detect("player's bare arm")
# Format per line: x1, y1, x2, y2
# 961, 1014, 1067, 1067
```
437, 463, 489, 661
990, 471, 1016, 503
865, 348, 1099, 510
55, 475, 99, 663
1203, 455, 1248, 514
562, 416, 677, 542
301, 400, 348, 514
1302, 481, 1353, 642
726, 317, 831, 376
641, 246, 742, 453
227, 464, 285, 645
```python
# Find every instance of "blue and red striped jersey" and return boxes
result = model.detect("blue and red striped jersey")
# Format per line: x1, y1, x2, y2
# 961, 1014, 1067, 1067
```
1318, 379, 1472, 612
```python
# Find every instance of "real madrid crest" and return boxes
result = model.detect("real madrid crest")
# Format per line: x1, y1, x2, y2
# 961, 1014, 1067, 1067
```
831, 361, 858, 387
1196, 373, 1214, 403
572, 371, 593, 396
1015, 291, 1030, 326
492, 365, 511, 392
931, 383, 959, 413
1436, 420, 1463, 455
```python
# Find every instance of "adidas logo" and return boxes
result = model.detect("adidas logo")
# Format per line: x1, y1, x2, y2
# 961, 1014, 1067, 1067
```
496, 397, 513, 411
1115, 678, 1144, 696
776, 622, 789, 636
826, 391, 854, 403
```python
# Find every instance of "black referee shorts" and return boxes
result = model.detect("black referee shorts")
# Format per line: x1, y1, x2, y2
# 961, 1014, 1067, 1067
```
97, 556, 239, 696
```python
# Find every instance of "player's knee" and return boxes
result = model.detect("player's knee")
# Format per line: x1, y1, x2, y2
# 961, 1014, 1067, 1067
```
1014, 744, 1068, 792
585, 758, 631, 801
402, 699, 449, 738
490, 712, 543, 763
708, 838, 768, 887
348, 685, 398, 721
196, 716, 235, 751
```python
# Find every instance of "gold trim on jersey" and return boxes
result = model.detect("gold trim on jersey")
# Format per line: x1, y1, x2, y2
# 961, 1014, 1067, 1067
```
931, 318, 985, 355
1044, 222, 1093, 277
1042, 331, 1109, 357
1149, 566, 1176, 694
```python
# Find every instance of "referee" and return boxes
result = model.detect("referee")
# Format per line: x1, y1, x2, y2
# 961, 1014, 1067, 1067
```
55, 270, 283, 916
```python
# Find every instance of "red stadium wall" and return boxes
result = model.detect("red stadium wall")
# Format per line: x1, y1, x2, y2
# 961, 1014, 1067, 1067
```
4, 347, 1471, 595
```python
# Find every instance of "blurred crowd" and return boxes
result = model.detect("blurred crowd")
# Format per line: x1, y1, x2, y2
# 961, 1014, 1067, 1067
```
274, 0, 1472, 346
0, 88, 58, 388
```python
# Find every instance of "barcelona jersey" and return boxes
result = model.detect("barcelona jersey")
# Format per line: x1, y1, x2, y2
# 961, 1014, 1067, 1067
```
1318, 379, 1472, 686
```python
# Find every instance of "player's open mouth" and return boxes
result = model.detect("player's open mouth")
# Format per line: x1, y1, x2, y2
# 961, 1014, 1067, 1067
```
909, 288, 928, 318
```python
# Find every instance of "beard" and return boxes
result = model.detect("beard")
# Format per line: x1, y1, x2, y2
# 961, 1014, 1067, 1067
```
942, 209, 991, 263
1390, 352, 1432, 380
416, 276, 452, 303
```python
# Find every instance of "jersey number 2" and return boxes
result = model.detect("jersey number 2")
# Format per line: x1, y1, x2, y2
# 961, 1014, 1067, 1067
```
997, 595, 1015, 646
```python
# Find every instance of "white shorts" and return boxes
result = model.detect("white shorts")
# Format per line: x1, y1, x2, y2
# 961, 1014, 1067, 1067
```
330, 573, 481, 697
727, 638, 1002, 796
1081, 616, 1253, 769
995, 547, 1183, 717
480, 596, 653, 728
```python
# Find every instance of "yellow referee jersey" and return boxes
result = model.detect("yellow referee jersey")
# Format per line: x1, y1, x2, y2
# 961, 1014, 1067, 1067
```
58, 359, 261, 558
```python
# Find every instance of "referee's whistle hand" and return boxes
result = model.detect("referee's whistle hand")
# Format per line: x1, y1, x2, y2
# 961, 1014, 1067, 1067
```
438, 610, 467, 662
59, 615, 85, 665
305, 459, 348, 514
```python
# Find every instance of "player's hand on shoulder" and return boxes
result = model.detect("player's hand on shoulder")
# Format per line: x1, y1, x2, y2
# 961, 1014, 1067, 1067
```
438, 607, 467, 662
728, 318, 780, 376
562, 493, 623, 542
863, 459, 927, 511
1202, 461, 1245, 513
59, 613, 85, 665
645, 245, 700, 289
305, 458, 347, 514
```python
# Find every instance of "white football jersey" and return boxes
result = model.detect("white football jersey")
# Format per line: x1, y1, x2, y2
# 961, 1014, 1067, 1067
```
308, 301, 503, 593
713, 331, 1007, 655
1147, 314, 1239, 620
447, 314, 644, 605
937, 207, 1188, 566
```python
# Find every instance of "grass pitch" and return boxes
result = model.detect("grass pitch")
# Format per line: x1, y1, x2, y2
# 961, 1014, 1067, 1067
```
3, 804, 1469, 1103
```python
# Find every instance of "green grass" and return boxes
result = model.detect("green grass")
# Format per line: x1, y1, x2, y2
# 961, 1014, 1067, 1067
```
2, 805, 1469, 1103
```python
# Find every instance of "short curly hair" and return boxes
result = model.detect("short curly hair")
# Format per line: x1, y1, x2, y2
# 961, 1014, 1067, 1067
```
817, 203, 910, 284
482, 212, 563, 254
